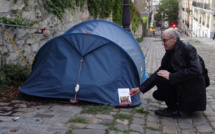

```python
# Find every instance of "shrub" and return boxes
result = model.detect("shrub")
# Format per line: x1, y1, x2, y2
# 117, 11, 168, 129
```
0, 64, 30, 97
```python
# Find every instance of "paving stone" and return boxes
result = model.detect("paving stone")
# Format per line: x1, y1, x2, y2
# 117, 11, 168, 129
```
95, 114, 113, 120
86, 123, 108, 130
129, 132, 140, 134
162, 125, 179, 134
0, 106, 13, 111
146, 115, 160, 122
0, 102, 10, 106
15, 107, 36, 112
115, 123, 128, 131
72, 129, 106, 134
20, 123, 50, 132
132, 117, 145, 125
21, 130, 49, 134
177, 118, 193, 129
80, 114, 93, 118
85, 117, 100, 123
133, 113, 145, 119
16, 116, 41, 123
130, 123, 144, 133
46, 125, 68, 133
119, 111, 130, 115
11, 100, 22, 103
116, 119, 129, 125
0, 111, 12, 116
160, 118, 177, 126
0, 121, 24, 127
109, 131, 124, 134
100, 118, 112, 124
181, 129, 196, 134
14, 103, 27, 108
178, 121, 193, 129
211, 122, 215, 128
192, 113, 208, 125
195, 124, 213, 133
146, 121, 160, 130
0, 116, 14, 121
34, 113, 54, 118
67, 123, 87, 128
145, 129, 161, 134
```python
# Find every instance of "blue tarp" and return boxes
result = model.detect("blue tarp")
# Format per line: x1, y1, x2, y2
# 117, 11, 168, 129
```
19, 20, 147, 106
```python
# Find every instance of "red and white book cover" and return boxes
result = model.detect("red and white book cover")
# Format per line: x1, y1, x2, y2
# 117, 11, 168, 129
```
118, 88, 132, 105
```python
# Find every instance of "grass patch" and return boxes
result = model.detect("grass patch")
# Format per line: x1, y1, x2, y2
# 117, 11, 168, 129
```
69, 117, 87, 124
194, 40, 201, 43
105, 121, 120, 132
105, 121, 138, 134
186, 40, 201, 44
67, 125, 74, 134
134, 108, 150, 115
113, 113, 132, 122
136, 37, 143, 43
81, 104, 114, 114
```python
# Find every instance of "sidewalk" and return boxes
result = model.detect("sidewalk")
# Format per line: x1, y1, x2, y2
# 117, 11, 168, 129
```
0, 36, 215, 134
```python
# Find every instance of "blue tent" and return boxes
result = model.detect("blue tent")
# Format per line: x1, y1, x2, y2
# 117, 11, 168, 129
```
19, 20, 148, 106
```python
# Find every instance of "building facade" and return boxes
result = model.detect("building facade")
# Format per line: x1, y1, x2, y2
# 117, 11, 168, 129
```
179, 0, 215, 38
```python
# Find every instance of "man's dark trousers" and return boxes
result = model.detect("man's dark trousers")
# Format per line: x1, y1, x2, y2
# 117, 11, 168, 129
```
152, 75, 178, 111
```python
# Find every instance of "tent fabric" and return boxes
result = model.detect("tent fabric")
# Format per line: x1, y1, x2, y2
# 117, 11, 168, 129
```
65, 20, 145, 83
19, 20, 147, 106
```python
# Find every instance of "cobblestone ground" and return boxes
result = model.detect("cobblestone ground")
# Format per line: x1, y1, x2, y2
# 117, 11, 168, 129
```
0, 36, 215, 134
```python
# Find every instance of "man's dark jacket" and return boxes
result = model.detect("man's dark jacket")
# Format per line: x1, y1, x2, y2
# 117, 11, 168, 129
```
139, 40, 206, 113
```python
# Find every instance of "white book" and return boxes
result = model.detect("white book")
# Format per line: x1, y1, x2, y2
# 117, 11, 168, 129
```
118, 88, 132, 105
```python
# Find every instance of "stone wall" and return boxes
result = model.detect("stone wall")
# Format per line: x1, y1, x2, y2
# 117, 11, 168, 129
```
0, 0, 142, 67
134, 0, 148, 12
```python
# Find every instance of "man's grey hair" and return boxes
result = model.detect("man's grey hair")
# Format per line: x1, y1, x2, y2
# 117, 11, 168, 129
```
168, 29, 180, 40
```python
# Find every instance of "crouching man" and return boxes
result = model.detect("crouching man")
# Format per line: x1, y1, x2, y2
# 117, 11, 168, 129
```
130, 28, 207, 118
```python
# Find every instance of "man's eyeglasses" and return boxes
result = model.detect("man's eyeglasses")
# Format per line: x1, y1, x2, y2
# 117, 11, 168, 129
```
161, 38, 172, 43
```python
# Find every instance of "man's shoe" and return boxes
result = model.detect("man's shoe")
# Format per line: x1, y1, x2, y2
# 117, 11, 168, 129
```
154, 108, 180, 118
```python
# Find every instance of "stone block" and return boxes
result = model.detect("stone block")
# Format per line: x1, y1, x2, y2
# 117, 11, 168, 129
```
0, 0, 11, 12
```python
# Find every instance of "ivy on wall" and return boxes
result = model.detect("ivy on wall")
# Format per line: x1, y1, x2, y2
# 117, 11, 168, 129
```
87, 0, 114, 19
112, 0, 122, 25
75, 0, 86, 11
4, 0, 141, 31
100, 0, 114, 18
44, 0, 75, 21
130, 1, 140, 33
0, 13, 36, 26
87, 0, 100, 18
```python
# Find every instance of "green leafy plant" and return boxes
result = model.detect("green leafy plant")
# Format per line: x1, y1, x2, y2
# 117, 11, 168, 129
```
87, 0, 101, 18
134, 108, 150, 115
0, 13, 37, 26
112, 0, 122, 25
81, 104, 114, 114
113, 113, 133, 122
130, 1, 141, 32
100, 0, 114, 18
136, 37, 143, 43
0, 64, 30, 97
69, 117, 87, 124
44, 0, 75, 21
75, 0, 86, 11
105, 121, 120, 131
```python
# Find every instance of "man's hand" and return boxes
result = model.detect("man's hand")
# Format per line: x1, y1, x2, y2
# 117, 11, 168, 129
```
157, 70, 170, 80
130, 87, 141, 96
